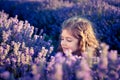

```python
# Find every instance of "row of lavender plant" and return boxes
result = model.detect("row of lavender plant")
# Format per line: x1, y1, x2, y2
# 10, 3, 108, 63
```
0, 0, 120, 52
0, 24, 120, 80
0, 11, 53, 79
0, 10, 120, 80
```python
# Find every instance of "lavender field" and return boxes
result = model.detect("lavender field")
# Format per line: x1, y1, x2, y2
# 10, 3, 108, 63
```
0, 0, 120, 80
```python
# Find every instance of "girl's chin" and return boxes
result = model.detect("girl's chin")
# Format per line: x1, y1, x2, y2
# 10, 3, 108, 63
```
63, 49, 72, 54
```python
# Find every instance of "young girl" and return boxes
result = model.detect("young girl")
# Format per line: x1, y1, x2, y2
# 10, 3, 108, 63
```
57, 16, 99, 56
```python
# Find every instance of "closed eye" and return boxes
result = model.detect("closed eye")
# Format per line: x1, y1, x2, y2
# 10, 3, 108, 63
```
66, 38, 73, 42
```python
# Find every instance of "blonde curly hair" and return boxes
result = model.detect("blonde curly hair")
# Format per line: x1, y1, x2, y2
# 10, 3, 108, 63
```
58, 16, 99, 56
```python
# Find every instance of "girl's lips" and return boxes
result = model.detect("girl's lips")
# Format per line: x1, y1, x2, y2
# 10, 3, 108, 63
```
63, 48, 69, 51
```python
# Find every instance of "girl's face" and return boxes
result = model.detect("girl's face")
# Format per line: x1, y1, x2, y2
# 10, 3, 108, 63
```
60, 29, 79, 54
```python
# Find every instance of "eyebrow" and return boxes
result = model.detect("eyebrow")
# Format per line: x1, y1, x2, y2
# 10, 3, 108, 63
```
60, 36, 73, 39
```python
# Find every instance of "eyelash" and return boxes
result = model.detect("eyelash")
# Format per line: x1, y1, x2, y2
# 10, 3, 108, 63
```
67, 39, 72, 42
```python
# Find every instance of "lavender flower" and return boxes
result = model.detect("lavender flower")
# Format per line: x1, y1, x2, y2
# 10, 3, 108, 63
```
0, 2, 120, 79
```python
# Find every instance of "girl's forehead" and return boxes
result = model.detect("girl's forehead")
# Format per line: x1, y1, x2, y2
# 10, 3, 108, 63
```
61, 29, 74, 37
62, 29, 72, 34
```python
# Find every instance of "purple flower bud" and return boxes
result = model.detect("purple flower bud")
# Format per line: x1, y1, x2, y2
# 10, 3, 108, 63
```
0, 71, 10, 80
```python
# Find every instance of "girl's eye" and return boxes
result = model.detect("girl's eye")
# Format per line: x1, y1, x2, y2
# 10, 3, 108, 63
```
67, 39, 72, 42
